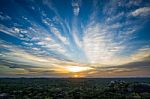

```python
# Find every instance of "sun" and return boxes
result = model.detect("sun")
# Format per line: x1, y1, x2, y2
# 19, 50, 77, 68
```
65, 66, 93, 73
73, 74, 79, 78
73, 74, 85, 78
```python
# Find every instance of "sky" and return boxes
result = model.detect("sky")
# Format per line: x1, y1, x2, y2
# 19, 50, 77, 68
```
0, 0, 150, 78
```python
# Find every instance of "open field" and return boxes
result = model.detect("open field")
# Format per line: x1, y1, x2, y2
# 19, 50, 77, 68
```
0, 78, 150, 99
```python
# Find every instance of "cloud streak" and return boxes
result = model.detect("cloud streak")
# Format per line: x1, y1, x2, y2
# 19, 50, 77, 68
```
131, 7, 150, 17
0, 0, 150, 77
72, 0, 80, 16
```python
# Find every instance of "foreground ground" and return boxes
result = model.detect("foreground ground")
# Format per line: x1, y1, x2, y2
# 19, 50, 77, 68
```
0, 78, 150, 99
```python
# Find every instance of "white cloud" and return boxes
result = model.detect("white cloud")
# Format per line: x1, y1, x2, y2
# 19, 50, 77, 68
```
13, 27, 20, 33
50, 27, 68, 45
131, 7, 150, 17
73, 31, 82, 48
126, 0, 142, 7
82, 11, 140, 64
36, 41, 45, 45
0, 25, 22, 38
32, 47, 40, 51
45, 37, 51, 41
0, 12, 11, 20
0, 40, 67, 67
42, 18, 52, 26
72, 1, 80, 16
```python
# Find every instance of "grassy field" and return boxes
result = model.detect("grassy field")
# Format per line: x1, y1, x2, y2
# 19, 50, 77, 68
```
0, 78, 150, 99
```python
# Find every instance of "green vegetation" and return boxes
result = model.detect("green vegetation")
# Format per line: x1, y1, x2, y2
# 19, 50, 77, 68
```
0, 78, 150, 99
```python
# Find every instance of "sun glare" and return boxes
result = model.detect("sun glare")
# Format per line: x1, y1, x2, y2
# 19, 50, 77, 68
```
74, 74, 79, 78
66, 66, 93, 73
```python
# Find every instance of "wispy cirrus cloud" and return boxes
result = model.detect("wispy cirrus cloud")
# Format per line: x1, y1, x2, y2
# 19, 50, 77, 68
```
0, 0, 150, 77
131, 7, 150, 17
72, 0, 81, 16
0, 12, 11, 21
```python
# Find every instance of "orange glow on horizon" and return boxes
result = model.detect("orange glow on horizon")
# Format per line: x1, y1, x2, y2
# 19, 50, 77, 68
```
74, 74, 79, 78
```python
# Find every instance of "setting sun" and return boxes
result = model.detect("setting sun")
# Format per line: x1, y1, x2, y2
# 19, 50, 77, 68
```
73, 74, 79, 78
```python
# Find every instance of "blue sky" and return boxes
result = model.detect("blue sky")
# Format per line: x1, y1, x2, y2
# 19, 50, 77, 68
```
0, 0, 150, 77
